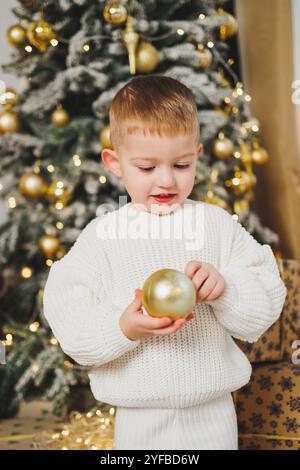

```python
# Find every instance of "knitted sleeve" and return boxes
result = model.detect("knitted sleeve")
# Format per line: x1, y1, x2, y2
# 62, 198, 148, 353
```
42, 217, 141, 367
204, 210, 287, 343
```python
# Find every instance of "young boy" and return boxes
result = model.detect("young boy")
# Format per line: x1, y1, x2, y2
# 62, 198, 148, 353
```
43, 75, 287, 450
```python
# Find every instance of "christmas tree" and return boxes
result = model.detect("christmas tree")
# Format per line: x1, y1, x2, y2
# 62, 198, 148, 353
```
0, 0, 279, 419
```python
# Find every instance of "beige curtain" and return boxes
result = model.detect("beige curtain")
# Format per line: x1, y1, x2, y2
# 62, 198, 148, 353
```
236, 0, 300, 258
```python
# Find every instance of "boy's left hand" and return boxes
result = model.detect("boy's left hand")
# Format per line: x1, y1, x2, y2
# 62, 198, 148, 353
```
184, 260, 225, 302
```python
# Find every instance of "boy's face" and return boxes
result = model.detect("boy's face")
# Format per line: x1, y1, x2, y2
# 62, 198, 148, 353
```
101, 129, 202, 215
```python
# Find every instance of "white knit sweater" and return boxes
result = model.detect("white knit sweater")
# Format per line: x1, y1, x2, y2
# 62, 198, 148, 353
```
43, 198, 287, 409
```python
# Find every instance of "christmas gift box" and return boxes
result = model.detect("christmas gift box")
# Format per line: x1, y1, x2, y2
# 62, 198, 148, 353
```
236, 361, 300, 450
235, 259, 300, 363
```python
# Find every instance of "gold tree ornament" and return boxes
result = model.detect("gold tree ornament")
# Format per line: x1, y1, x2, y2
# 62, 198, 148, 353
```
142, 269, 196, 321
27, 18, 57, 53
0, 88, 19, 110
211, 133, 234, 159
0, 110, 20, 134
99, 125, 112, 149
51, 105, 69, 127
251, 141, 269, 165
194, 44, 212, 68
19, 172, 47, 199
7, 23, 27, 48
39, 235, 60, 258
47, 181, 72, 206
136, 42, 160, 73
103, 0, 128, 24
233, 199, 249, 215
218, 9, 238, 40
122, 16, 139, 75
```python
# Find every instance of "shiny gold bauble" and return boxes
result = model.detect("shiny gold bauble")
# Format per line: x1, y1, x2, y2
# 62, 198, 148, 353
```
27, 19, 57, 53
47, 181, 72, 205
19, 172, 46, 199
136, 42, 160, 74
99, 124, 112, 149
103, 0, 128, 24
7, 23, 27, 48
0, 88, 19, 109
142, 269, 196, 321
19, 172, 47, 199
233, 199, 249, 215
231, 171, 256, 196
0, 110, 20, 133
251, 143, 269, 165
218, 9, 238, 40
51, 105, 69, 127
194, 45, 213, 68
39, 235, 60, 258
211, 134, 234, 159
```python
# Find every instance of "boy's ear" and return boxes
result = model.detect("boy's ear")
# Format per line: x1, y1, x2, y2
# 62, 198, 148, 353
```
101, 148, 122, 177
197, 143, 203, 155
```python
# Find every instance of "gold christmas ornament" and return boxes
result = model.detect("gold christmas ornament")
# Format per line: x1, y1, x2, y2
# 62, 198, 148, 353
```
233, 199, 249, 215
51, 105, 69, 127
47, 181, 72, 206
142, 269, 196, 321
39, 234, 60, 258
99, 124, 112, 149
136, 42, 160, 74
228, 169, 256, 196
19, 172, 47, 199
218, 9, 238, 40
103, 0, 128, 24
0, 110, 20, 133
7, 23, 27, 48
122, 16, 139, 75
0, 88, 19, 110
194, 44, 212, 68
27, 18, 57, 53
251, 142, 269, 165
211, 133, 234, 159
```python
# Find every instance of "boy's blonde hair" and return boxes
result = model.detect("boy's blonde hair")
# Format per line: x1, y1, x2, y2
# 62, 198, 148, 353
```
108, 74, 200, 151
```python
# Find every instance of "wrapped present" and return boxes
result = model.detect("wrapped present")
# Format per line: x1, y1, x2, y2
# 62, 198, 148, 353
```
235, 361, 300, 450
235, 259, 300, 364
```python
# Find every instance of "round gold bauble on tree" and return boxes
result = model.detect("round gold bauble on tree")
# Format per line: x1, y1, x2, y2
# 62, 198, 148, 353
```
51, 105, 69, 127
47, 181, 72, 206
142, 269, 196, 321
7, 23, 27, 48
218, 9, 238, 40
194, 44, 212, 68
39, 235, 60, 258
136, 41, 160, 73
229, 169, 256, 196
251, 141, 269, 165
211, 132, 234, 159
27, 18, 57, 53
103, 0, 128, 24
19, 172, 47, 199
0, 110, 20, 133
233, 199, 249, 215
99, 124, 112, 149
0, 88, 19, 110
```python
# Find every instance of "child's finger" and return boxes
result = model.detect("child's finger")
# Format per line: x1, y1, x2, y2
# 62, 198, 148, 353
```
151, 318, 187, 336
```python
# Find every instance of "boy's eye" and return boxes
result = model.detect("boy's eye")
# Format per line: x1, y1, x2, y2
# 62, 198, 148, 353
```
138, 164, 190, 172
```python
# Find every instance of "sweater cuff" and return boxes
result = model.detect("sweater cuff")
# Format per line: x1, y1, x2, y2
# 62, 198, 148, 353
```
102, 310, 142, 357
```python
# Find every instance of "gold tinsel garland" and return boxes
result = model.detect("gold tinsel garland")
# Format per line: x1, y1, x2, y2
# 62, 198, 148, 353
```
32, 406, 115, 450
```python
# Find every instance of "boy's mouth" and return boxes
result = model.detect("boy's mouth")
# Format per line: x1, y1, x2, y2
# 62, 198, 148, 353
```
151, 194, 176, 203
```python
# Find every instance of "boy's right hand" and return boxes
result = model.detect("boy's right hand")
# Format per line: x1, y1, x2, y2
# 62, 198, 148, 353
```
119, 288, 194, 341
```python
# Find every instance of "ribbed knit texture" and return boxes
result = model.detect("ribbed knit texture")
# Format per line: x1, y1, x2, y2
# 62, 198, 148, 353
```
43, 198, 287, 410
114, 393, 238, 450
